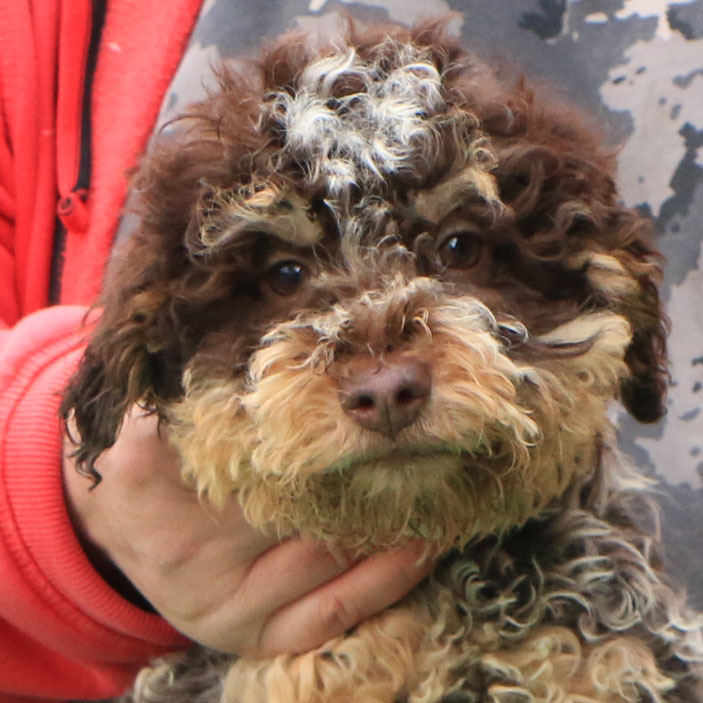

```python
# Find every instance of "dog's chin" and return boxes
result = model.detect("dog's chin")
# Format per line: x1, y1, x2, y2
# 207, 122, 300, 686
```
326, 447, 496, 549
235, 443, 565, 554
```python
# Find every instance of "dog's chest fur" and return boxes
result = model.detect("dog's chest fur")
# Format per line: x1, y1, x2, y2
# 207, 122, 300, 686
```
61, 21, 703, 703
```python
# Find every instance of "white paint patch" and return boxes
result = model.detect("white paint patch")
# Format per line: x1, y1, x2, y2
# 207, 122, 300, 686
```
615, 0, 697, 39
308, 0, 461, 34
585, 12, 609, 24
633, 239, 703, 485
601, 30, 703, 214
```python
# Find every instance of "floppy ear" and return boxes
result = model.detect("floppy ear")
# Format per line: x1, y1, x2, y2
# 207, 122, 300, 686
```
616, 228, 669, 424
621, 325, 668, 424
595, 209, 669, 424
60, 266, 179, 483
498, 97, 669, 425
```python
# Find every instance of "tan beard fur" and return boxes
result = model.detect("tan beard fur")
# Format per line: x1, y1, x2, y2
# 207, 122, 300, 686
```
173, 277, 631, 554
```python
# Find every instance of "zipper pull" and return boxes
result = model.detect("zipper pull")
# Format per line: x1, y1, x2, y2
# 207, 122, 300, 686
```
57, 188, 89, 233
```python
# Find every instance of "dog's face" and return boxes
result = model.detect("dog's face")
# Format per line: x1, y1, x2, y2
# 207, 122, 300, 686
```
63, 23, 667, 553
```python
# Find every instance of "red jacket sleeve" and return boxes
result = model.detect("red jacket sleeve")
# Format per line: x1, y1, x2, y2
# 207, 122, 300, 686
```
0, 307, 187, 703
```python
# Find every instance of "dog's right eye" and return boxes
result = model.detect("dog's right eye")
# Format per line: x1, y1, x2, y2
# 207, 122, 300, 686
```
265, 260, 309, 296
438, 233, 484, 270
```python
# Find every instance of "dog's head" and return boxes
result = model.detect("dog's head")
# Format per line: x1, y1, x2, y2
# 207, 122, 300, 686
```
63, 21, 667, 553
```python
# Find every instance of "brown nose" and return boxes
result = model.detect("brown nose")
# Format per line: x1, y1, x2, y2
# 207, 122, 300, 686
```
339, 356, 431, 438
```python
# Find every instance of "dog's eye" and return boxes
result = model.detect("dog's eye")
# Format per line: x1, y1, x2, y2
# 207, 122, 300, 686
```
438, 233, 483, 269
266, 260, 309, 296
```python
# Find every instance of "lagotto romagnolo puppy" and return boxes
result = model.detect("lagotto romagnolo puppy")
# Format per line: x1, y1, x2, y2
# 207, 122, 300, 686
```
62, 20, 703, 703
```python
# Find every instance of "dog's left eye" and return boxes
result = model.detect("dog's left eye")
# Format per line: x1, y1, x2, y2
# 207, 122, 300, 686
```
266, 260, 309, 296
438, 233, 484, 269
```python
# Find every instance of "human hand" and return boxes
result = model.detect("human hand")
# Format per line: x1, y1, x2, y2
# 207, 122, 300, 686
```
63, 406, 434, 657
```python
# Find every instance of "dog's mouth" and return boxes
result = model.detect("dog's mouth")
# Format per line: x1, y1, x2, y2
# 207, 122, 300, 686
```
324, 443, 492, 476
260, 442, 527, 552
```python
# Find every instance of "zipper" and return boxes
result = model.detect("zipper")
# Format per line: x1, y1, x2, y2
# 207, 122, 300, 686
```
51, 0, 106, 301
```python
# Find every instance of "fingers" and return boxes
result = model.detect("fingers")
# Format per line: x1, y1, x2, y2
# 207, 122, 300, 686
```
189, 539, 361, 651
235, 539, 359, 616
249, 541, 434, 658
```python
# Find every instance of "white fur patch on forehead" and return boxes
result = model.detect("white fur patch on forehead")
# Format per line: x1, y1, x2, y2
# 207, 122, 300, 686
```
264, 42, 477, 197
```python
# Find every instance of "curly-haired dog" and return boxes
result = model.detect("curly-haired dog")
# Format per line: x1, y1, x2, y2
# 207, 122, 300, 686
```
63, 20, 703, 703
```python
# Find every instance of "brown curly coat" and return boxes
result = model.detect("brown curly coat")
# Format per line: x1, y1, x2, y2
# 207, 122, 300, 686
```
62, 19, 702, 703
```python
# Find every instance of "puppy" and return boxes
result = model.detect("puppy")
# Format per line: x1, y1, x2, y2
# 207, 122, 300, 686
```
63, 20, 703, 703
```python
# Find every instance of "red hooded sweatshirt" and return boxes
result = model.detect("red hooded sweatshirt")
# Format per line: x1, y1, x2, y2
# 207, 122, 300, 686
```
0, 1, 203, 700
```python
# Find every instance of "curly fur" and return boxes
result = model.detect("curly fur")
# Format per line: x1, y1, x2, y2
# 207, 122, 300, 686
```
61, 18, 701, 703
175, 285, 630, 553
